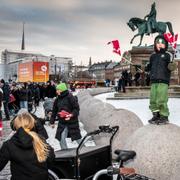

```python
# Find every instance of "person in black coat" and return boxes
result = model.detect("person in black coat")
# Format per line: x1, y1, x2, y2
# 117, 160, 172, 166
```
18, 83, 29, 109
33, 84, 40, 106
0, 112, 55, 180
0, 79, 10, 120
45, 81, 56, 98
50, 83, 81, 149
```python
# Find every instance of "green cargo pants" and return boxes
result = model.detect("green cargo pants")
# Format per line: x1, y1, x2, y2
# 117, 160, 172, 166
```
149, 83, 169, 117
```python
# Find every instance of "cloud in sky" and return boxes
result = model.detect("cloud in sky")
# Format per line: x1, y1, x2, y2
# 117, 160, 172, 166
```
0, 0, 179, 65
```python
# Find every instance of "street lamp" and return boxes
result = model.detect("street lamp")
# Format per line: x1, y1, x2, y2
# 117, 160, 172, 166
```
54, 58, 57, 80
50, 55, 57, 81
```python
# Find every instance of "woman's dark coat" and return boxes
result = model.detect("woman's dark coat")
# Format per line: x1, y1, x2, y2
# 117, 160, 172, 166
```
0, 128, 55, 180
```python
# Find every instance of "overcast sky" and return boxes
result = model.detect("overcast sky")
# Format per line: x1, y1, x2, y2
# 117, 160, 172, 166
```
0, 0, 179, 65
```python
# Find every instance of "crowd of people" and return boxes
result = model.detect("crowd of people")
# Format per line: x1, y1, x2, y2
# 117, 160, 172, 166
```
0, 81, 82, 180
112, 70, 150, 93
0, 80, 57, 121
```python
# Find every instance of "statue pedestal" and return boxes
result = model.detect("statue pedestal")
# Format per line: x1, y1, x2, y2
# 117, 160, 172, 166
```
129, 45, 154, 74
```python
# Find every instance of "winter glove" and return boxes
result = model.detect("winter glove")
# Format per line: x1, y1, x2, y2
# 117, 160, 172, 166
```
168, 62, 177, 71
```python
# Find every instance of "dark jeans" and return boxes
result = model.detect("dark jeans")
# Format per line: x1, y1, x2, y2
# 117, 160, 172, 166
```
0, 110, 2, 120
3, 102, 10, 120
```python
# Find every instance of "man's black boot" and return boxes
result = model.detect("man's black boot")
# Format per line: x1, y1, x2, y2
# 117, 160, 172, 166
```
157, 115, 169, 124
148, 112, 159, 124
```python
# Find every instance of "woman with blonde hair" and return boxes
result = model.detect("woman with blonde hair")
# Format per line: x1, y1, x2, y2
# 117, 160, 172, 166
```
0, 112, 55, 180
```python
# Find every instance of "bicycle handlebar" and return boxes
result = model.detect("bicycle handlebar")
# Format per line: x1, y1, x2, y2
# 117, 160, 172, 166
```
87, 125, 119, 136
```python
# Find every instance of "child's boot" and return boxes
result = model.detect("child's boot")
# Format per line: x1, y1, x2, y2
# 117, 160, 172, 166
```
157, 115, 169, 125
148, 112, 160, 124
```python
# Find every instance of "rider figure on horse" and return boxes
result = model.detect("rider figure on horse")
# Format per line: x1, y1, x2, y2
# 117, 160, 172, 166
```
144, 2, 157, 34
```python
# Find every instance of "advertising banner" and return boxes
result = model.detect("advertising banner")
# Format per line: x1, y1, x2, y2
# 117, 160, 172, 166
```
18, 61, 49, 82
33, 62, 49, 82
18, 62, 33, 82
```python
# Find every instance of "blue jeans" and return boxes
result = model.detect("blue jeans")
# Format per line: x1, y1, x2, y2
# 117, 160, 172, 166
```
60, 127, 81, 149
60, 127, 68, 149
20, 101, 28, 109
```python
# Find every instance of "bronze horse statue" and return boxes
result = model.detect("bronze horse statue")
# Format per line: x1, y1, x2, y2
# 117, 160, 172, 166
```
127, 17, 174, 46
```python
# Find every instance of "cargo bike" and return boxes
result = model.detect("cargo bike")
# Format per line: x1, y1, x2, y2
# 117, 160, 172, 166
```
48, 125, 119, 180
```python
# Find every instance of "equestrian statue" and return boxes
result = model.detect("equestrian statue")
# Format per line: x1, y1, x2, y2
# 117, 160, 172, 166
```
127, 2, 174, 46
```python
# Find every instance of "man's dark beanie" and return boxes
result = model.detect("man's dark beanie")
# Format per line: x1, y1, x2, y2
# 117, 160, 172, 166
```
0, 79, 5, 84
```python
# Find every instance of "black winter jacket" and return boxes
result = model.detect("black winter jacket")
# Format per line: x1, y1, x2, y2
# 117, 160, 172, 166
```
50, 90, 81, 141
18, 88, 29, 101
146, 34, 172, 85
2, 83, 10, 102
0, 128, 55, 180
148, 51, 171, 84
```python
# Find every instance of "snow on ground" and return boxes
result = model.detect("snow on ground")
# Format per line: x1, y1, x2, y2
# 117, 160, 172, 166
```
32, 93, 180, 151
95, 92, 180, 126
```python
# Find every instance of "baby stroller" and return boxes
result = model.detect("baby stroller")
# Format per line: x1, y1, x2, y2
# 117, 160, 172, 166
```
8, 94, 19, 115
43, 98, 55, 121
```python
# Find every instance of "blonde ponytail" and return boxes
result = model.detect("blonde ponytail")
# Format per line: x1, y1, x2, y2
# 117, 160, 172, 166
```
14, 113, 49, 162
27, 131, 49, 162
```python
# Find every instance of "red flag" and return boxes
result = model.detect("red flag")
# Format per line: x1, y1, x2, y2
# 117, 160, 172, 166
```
164, 33, 178, 49
107, 40, 121, 55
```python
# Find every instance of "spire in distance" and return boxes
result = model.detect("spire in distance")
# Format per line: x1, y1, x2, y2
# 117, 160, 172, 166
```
21, 22, 25, 50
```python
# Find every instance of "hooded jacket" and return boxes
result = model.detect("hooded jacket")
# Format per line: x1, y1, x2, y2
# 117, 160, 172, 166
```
148, 34, 172, 84
0, 128, 55, 180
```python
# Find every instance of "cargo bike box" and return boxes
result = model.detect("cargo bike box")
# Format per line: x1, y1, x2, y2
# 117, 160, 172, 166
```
49, 125, 119, 180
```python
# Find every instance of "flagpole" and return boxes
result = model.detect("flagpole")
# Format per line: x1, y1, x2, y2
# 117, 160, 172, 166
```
107, 39, 143, 72
121, 57, 143, 73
